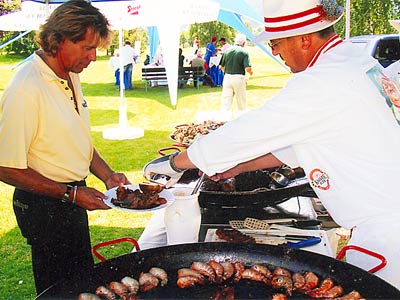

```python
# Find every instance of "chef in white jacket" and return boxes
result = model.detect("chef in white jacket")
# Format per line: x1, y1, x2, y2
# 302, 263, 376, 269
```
143, 0, 400, 289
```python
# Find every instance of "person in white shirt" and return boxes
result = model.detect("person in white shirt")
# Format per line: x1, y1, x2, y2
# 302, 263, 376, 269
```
109, 49, 120, 86
120, 40, 136, 90
218, 37, 231, 54
144, 0, 400, 290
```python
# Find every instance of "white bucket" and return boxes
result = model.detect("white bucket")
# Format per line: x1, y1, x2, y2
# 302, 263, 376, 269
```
164, 187, 201, 245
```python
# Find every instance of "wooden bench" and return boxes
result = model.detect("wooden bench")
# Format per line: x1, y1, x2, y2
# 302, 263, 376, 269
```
142, 66, 204, 91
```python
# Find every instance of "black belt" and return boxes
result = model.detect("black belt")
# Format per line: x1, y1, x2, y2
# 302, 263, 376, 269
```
63, 180, 86, 187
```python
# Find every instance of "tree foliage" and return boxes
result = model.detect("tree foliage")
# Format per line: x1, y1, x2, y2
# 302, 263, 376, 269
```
335, 0, 400, 37
0, 0, 20, 16
108, 28, 148, 56
2, 1, 400, 56
0, 31, 36, 56
189, 21, 236, 48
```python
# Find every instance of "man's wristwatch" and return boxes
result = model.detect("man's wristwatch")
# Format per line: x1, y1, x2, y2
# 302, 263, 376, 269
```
62, 185, 73, 203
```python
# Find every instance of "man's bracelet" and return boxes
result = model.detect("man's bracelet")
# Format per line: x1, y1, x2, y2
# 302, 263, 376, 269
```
72, 186, 78, 205
169, 153, 186, 173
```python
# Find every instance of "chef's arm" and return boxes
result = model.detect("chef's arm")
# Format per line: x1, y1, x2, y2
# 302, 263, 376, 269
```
211, 153, 283, 181
90, 148, 131, 190
173, 151, 282, 180
173, 151, 197, 170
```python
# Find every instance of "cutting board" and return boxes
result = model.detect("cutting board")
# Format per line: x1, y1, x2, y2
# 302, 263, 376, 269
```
204, 225, 333, 257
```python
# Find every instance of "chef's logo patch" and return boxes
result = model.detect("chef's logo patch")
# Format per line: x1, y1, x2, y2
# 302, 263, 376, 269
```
309, 168, 330, 190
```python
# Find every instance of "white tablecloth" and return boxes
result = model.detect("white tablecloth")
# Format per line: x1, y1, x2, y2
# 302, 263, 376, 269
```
209, 55, 222, 68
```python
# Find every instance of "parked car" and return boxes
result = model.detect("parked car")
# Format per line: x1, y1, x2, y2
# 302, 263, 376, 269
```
349, 34, 400, 67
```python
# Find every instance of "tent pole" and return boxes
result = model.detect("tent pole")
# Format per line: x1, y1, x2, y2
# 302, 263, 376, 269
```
345, 0, 351, 40
0, 30, 32, 50
118, 27, 127, 128
102, 27, 144, 140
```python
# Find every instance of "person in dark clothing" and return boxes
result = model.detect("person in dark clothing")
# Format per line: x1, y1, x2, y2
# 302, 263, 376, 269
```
178, 48, 185, 88
144, 54, 150, 65
190, 50, 215, 88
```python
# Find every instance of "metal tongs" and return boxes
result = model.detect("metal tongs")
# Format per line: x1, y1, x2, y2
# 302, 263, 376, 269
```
191, 173, 206, 195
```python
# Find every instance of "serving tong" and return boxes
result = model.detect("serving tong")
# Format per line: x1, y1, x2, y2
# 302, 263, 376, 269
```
239, 229, 319, 240
229, 217, 322, 248
229, 217, 322, 230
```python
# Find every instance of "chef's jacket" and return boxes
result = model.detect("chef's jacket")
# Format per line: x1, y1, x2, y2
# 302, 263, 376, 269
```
188, 35, 400, 289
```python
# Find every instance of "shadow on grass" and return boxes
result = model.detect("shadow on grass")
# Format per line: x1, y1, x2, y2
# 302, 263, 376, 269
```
247, 84, 283, 91
81, 81, 222, 110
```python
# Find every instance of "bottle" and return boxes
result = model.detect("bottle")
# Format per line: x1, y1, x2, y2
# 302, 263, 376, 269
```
164, 187, 201, 245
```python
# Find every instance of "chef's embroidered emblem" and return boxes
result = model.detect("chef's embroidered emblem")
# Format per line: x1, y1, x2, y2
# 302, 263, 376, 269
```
309, 168, 330, 190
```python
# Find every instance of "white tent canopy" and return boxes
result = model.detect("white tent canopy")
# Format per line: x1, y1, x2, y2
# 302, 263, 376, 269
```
93, 0, 220, 139
0, 0, 220, 139
0, 0, 284, 138
0, 0, 220, 107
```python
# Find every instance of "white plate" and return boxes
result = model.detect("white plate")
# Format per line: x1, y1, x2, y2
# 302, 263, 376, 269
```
103, 184, 174, 212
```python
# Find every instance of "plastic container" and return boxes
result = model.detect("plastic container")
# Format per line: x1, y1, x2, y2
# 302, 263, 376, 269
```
164, 187, 201, 245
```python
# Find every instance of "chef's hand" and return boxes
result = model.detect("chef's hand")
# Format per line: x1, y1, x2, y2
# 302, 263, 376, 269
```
143, 153, 185, 188
210, 166, 242, 182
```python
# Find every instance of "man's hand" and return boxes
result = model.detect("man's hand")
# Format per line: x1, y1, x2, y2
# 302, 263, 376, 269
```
74, 186, 111, 211
104, 172, 131, 190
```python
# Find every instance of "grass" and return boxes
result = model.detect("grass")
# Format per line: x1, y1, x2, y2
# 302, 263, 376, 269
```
0, 47, 291, 299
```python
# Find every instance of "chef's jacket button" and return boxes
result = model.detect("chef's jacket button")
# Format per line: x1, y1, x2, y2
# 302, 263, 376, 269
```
65, 87, 69, 90
60, 81, 64, 84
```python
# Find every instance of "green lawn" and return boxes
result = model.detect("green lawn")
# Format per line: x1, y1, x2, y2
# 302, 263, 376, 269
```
0, 47, 291, 299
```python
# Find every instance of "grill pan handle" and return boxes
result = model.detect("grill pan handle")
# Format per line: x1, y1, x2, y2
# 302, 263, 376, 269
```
92, 237, 140, 262
336, 245, 387, 273
158, 146, 182, 156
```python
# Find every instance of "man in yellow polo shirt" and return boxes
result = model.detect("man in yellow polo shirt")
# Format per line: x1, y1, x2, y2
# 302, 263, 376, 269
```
0, 0, 130, 295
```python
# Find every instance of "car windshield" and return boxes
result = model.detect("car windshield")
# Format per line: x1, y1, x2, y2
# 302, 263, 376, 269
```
374, 38, 400, 61
350, 35, 400, 67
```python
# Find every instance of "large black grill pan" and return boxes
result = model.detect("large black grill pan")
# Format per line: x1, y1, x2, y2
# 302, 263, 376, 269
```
199, 181, 316, 208
179, 169, 317, 208
37, 242, 400, 299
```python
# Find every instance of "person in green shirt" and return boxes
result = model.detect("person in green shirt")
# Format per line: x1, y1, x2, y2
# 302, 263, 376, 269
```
219, 34, 253, 115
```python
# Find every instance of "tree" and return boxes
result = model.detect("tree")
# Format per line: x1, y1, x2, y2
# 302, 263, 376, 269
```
189, 21, 236, 49
335, 0, 400, 37
1, 31, 36, 56
187, 1, 400, 43
0, 0, 21, 16
107, 28, 148, 56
